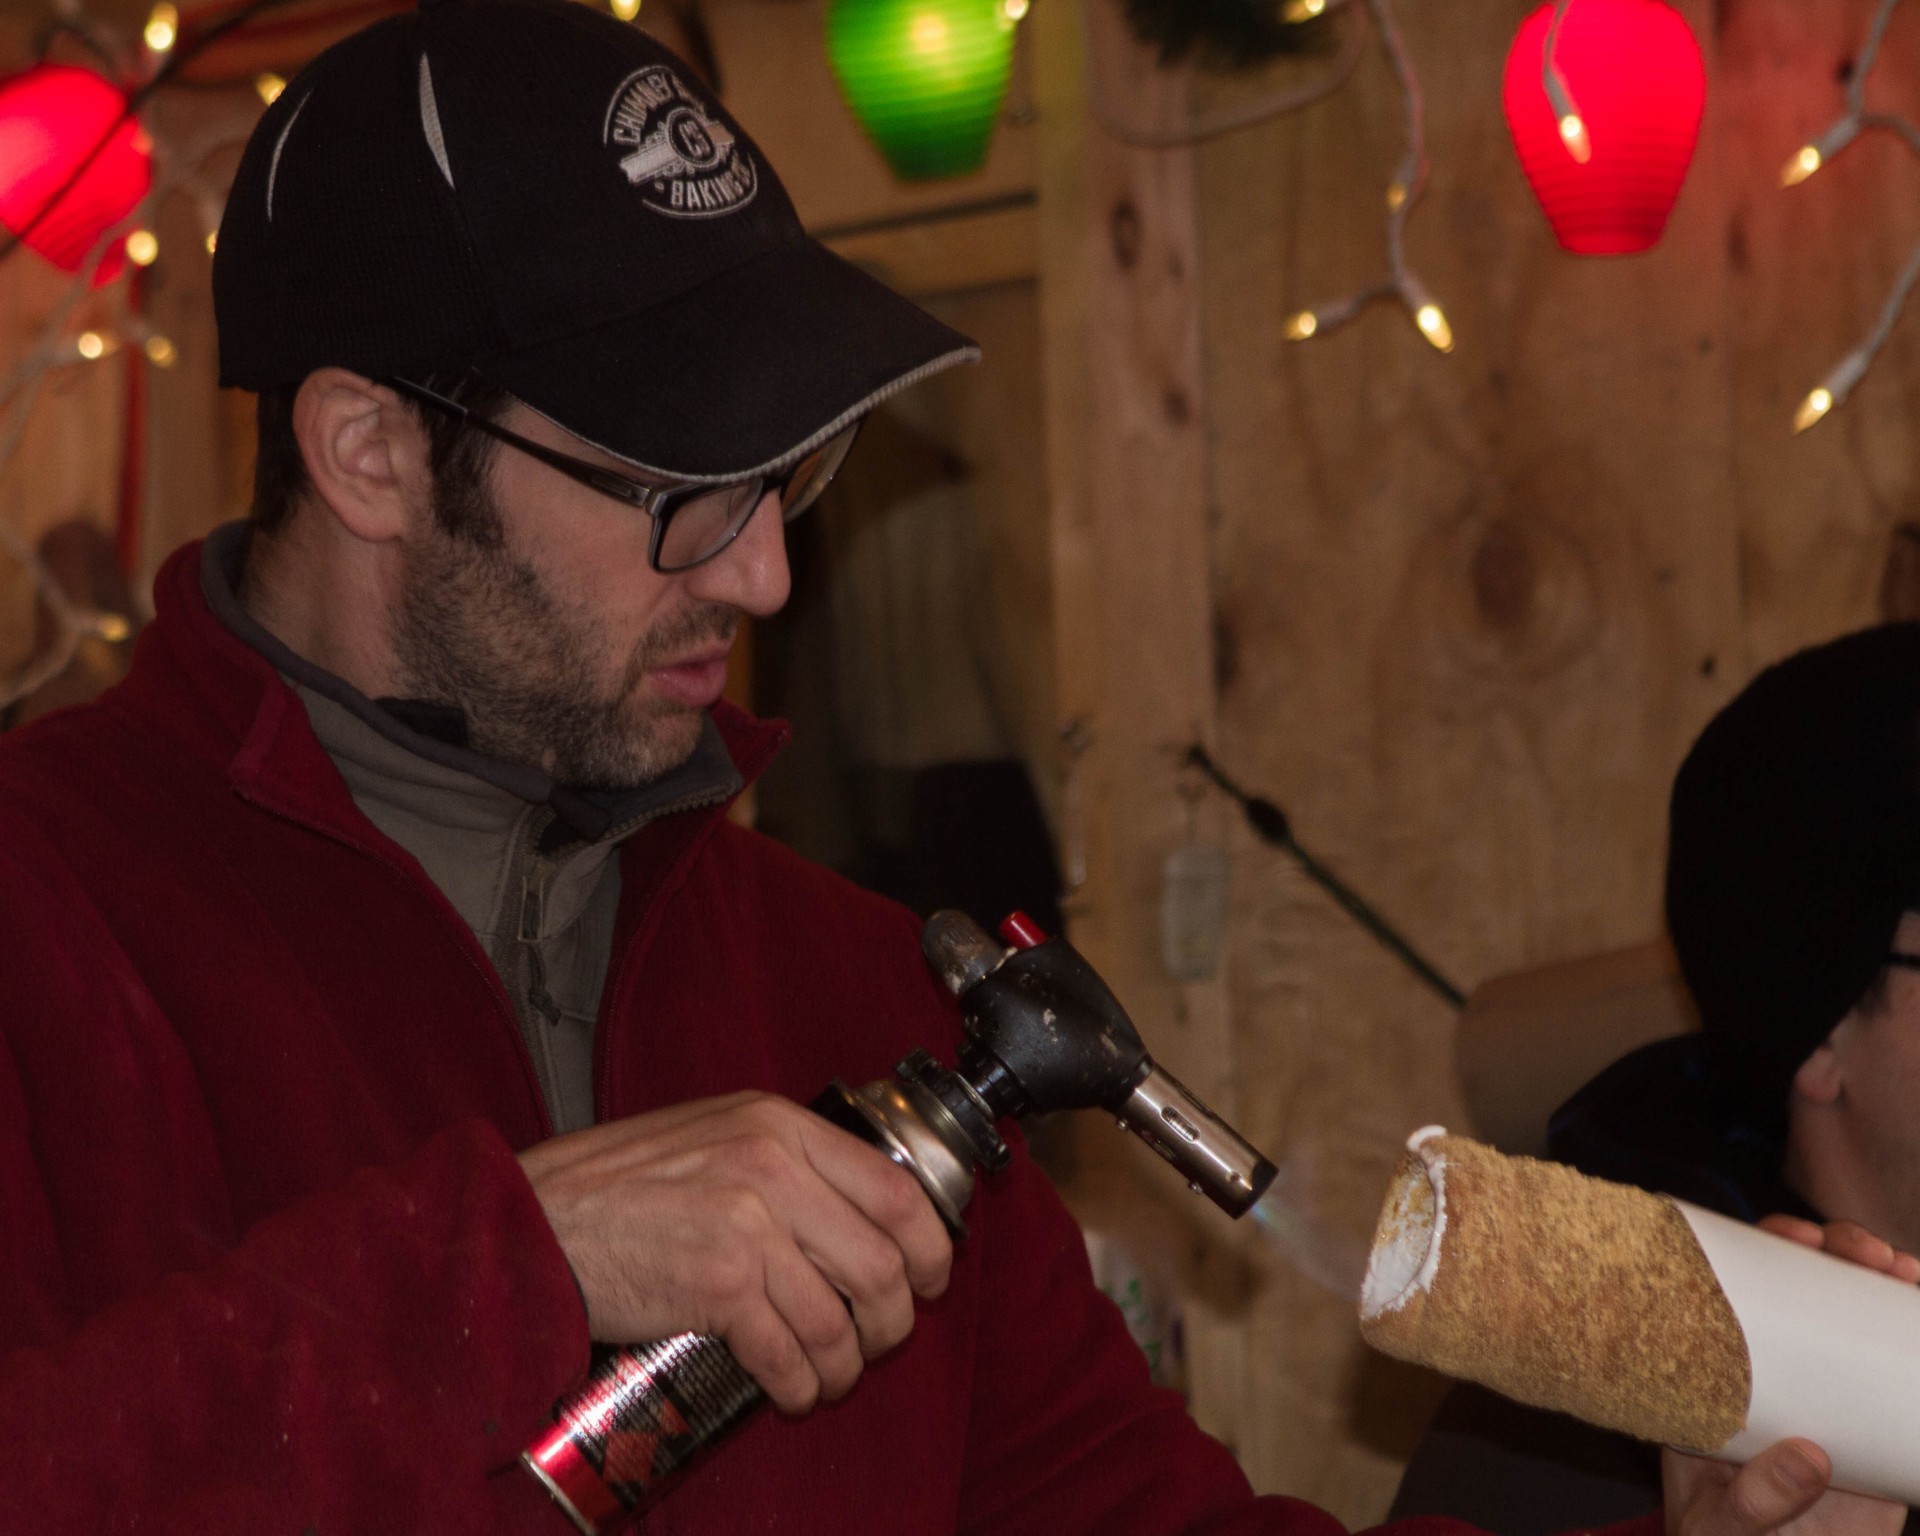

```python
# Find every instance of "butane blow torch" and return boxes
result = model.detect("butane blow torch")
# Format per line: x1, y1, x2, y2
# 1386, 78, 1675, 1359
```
524, 910, 1278, 1533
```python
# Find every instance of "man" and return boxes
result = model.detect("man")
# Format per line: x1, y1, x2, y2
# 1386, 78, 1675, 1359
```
1393, 624, 1920, 1535
0, 3, 1893, 1531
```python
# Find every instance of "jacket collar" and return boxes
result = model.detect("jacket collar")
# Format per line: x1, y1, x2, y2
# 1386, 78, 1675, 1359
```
136, 530, 789, 848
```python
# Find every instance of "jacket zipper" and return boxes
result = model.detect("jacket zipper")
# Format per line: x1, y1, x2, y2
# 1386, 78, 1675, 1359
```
496, 807, 566, 1119
506, 789, 734, 1126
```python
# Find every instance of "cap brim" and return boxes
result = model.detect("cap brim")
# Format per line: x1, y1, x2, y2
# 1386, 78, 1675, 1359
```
477, 237, 979, 480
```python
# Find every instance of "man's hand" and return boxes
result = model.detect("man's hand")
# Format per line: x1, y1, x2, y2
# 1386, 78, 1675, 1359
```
1753, 1216, 1920, 1283
518, 1091, 953, 1415
1661, 1216, 1917, 1536
1662, 1439, 1899, 1536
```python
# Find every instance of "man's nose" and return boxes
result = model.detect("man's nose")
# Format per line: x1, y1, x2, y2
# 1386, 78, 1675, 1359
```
686, 490, 792, 617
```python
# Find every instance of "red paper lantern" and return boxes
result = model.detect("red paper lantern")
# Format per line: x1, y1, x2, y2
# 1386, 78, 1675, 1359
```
0, 64, 152, 280
1502, 0, 1704, 256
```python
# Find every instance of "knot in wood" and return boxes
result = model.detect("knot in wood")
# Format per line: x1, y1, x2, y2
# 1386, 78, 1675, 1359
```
1471, 519, 1535, 637
1109, 200, 1143, 271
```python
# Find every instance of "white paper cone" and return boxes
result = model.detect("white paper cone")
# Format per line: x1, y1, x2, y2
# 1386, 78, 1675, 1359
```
1677, 1204, 1920, 1503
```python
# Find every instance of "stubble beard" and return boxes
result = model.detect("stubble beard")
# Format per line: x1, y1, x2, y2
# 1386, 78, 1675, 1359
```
390, 480, 738, 791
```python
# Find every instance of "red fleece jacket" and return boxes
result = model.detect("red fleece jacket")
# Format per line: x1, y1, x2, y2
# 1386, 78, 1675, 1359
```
0, 540, 1572, 1536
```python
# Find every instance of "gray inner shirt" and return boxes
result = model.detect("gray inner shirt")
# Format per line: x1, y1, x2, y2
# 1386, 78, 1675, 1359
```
200, 523, 743, 1133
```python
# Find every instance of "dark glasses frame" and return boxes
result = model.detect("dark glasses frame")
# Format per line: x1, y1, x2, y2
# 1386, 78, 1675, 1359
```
387, 375, 857, 573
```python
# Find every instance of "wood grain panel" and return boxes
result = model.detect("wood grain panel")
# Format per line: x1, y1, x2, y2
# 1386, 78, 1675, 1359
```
1020, 0, 1920, 1519
1191, 0, 1749, 1511
1031, 0, 1272, 1469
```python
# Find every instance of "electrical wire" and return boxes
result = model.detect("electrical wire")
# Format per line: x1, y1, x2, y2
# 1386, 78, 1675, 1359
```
1278, 0, 1453, 352
1086, 0, 1370, 150
1781, 0, 1920, 432
1185, 743, 1466, 1009
0, 0, 299, 267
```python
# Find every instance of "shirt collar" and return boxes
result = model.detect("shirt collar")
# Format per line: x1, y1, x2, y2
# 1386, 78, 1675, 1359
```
198, 520, 743, 845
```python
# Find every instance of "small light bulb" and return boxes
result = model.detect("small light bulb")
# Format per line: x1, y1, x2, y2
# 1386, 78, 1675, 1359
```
75, 331, 106, 360
144, 2, 177, 51
255, 72, 286, 105
911, 13, 948, 52
1415, 303, 1453, 353
1386, 181, 1407, 211
1783, 119, 1861, 187
1782, 145, 1822, 187
144, 334, 177, 368
1792, 351, 1870, 432
204, 229, 218, 255
1282, 0, 1327, 19
1558, 113, 1592, 164
1283, 310, 1319, 341
610, 0, 640, 18
1793, 387, 1834, 433
124, 229, 159, 267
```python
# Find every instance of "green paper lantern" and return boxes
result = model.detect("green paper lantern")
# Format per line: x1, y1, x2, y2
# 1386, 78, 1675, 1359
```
826, 0, 1020, 182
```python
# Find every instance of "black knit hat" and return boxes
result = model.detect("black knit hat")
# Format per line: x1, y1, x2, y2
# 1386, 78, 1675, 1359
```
212, 0, 977, 478
1666, 624, 1920, 1134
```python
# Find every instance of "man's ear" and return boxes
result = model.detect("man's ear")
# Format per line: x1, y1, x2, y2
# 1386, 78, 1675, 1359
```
1792, 1027, 1849, 1107
290, 368, 430, 544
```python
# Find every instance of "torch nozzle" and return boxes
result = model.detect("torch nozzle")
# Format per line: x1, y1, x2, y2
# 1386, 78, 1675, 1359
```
1117, 1063, 1277, 1217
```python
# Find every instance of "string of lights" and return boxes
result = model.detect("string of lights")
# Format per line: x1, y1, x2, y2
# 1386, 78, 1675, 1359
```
0, 208, 160, 708
0, 1, 277, 708
1780, 0, 1917, 433
1281, 0, 1453, 355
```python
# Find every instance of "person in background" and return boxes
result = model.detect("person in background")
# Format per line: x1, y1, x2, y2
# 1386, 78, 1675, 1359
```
1391, 623, 1920, 1536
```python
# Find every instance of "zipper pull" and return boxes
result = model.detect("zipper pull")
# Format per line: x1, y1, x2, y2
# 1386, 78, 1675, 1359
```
519, 869, 564, 1028
525, 944, 563, 1029
520, 872, 544, 944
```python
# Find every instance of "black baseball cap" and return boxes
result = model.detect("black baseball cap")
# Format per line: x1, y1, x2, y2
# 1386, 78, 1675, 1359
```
1666, 623, 1920, 1134
213, 0, 978, 479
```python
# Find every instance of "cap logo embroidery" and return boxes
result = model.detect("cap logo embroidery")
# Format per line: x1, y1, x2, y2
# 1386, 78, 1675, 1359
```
604, 66, 756, 219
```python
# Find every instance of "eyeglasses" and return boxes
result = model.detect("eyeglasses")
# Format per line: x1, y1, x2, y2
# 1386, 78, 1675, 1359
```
388, 376, 860, 573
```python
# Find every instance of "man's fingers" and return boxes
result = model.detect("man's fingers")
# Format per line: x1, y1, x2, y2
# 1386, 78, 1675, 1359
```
588, 1096, 952, 1307
1694, 1442, 1830, 1536
764, 1244, 866, 1402
715, 1128, 928, 1358
1820, 1221, 1920, 1283
1757, 1214, 1824, 1249
1818, 1222, 1899, 1274
722, 1292, 823, 1416
794, 1116, 953, 1300
804, 1228, 916, 1361
1756, 1215, 1920, 1283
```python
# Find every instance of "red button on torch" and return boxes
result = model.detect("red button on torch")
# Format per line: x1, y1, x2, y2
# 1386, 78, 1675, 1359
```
997, 911, 1048, 950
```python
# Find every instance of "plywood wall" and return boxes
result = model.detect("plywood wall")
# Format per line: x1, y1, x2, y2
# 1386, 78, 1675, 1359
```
1035, 0, 1920, 1522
